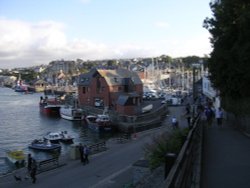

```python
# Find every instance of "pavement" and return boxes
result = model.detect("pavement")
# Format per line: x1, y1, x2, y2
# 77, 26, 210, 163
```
201, 119, 250, 188
0, 106, 188, 188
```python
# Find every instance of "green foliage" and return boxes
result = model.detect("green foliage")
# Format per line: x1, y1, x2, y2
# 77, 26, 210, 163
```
20, 70, 38, 83
204, 0, 250, 114
107, 60, 117, 67
181, 56, 201, 68
144, 128, 189, 170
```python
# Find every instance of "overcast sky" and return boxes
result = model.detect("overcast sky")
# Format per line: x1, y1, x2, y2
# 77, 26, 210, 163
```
0, 0, 212, 69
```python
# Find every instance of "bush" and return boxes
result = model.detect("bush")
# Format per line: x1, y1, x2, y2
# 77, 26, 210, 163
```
144, 128, 189, 170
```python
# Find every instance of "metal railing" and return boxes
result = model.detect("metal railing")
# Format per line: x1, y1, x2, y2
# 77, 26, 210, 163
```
163, 115, 203, 188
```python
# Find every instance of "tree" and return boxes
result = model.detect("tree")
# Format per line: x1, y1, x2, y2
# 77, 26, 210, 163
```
204, 0, 250, 114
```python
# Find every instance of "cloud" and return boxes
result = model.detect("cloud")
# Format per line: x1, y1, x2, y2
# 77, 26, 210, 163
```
0, 18, 113, 68
0, 18, 211, 69
159, 32, 212, 57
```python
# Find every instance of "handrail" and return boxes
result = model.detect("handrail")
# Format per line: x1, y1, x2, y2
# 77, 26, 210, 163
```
163, 115, 202, 188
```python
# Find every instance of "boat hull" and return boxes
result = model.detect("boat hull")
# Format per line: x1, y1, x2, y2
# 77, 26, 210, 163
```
40, 104, 61, 116
28, 144, 61, 151
60, 107, 84, 121
85, 118, 112, 133
60, 138, 74, 143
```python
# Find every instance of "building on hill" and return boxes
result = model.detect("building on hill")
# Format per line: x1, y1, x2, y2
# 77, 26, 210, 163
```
78, 68, 143, 115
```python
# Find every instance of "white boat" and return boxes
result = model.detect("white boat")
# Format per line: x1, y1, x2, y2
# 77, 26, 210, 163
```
44, 131, 74, 143
44, 132, 62, 143
142, 104, 153, 113
60, 131, 74, 143
85, 114, 112, 132
6, 150, 25, 168
60, 105, 84, 121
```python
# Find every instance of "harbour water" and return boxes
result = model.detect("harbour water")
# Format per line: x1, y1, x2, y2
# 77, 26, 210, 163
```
0, 87, 113, 175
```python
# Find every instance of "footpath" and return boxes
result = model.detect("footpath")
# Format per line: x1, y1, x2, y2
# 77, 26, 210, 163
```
201, 119, 250, 188
0, 106, 187, 188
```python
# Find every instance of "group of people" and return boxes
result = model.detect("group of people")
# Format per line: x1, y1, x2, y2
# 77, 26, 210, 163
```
204, 105, 224, 127
171, 100, 224, 129
199, 100, 224, 128
79, 143, 90, 165
27, 153, 37, 184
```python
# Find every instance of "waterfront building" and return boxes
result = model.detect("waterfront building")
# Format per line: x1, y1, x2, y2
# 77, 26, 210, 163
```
78, 68, 143, 115
202, 68, 221, 108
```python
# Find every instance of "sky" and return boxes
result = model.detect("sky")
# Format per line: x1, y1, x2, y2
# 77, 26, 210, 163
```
0, 0, 212, 69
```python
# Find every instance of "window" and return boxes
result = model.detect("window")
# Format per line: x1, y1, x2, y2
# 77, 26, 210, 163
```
82, 87, 86, 94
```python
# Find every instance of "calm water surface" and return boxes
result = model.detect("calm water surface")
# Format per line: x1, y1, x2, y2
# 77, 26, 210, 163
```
0, 87, 113, 174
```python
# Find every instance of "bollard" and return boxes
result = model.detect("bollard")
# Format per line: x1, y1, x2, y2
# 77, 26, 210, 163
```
164, 152, 177, 179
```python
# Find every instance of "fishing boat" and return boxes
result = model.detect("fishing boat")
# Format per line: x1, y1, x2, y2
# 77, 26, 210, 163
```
6, 150, 25, 168
60, 105, 84, 121
28, 139, 61, 151
85, 107, 112, 132
44, 131, 74, 143
59, 131, 74, 143
44, 132, 62, 143
39, 96, 62, 116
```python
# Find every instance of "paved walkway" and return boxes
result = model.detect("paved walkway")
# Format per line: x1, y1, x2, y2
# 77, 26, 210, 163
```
201, 119, 250, 188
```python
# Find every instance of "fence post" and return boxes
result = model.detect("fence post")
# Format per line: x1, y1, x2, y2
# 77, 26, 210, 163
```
164, 153, 177, 179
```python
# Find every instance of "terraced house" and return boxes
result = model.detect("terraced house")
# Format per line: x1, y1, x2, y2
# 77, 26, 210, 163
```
78, 68, 143, 115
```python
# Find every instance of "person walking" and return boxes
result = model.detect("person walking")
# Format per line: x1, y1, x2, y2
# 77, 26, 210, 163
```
171, 116, 178, 129
30, 159, 37, 184
215, 107, 223, 127
79, 143, 84, 165
184, 103, 192, 128
83, 145, 90, 164
205, 106, 214, 128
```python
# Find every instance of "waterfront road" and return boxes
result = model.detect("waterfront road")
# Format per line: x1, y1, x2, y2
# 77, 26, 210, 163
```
0, 106, 188, 188
201, 119, 250, 188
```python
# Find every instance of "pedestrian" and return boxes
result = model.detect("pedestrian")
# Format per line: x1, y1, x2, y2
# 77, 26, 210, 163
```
171, 116, 178, 129
25, 153, 32, 179
184, 103, 192, 128
83, 145, 90, 164
79, 143, 84, 164
205, 106, 214, 127
30, 159, 37, 184
215, 107, 223, 127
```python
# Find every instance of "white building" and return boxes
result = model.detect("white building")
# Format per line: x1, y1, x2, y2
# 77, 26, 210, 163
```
202, 69, 221, 109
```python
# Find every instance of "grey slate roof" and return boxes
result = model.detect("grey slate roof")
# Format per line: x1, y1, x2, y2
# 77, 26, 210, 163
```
78, 68, 142, 86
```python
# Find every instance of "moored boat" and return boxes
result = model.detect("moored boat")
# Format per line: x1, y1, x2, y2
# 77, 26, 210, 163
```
28, 139, 61, 151
60, 105, 84, 121
6, 150, 25, 168
44, 132, 62, 143
44, 131, 74, 143
60, 131, 74, 143
85, 114, 112, 132
39, 96, 62, 116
